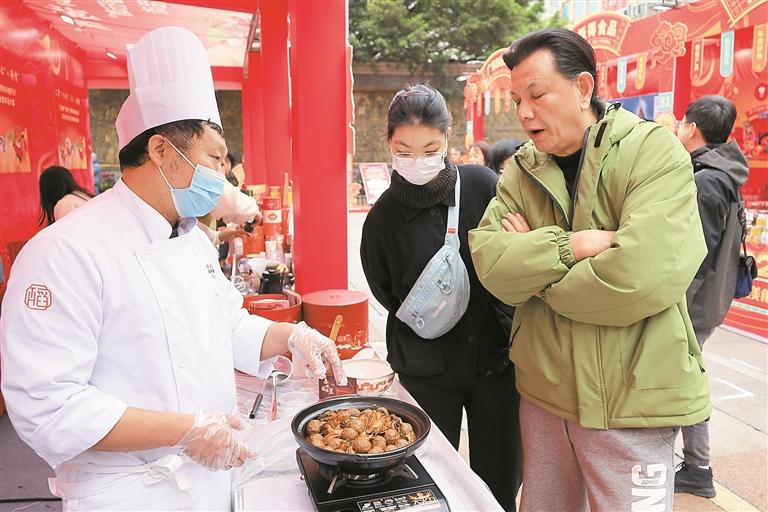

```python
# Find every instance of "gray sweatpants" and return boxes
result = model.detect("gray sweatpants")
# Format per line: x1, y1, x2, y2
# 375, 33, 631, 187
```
680, 325, 715, 466
520, 398, 678, 512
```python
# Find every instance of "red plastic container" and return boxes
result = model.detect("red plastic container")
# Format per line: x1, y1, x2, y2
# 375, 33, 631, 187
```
239, 229, 264, 257
262, 197, 283, 239
246, 225, 265, 255
302, 289, 369, 360
243, 290, 302, 323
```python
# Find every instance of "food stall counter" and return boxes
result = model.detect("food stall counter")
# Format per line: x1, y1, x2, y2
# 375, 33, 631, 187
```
231, 368, 503, 511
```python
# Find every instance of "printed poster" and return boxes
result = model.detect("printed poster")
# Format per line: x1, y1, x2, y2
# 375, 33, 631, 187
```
53, 80, 89, 171
359, 162, 391, 205
0, 49, 31, 173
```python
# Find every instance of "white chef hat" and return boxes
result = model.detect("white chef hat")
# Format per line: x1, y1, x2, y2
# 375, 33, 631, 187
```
115, 26, 222, 150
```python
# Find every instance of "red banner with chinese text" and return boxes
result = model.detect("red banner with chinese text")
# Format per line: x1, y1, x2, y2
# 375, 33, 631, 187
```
688, 27, 768, 175
573, 0, 768, 61
0, 0, 92, 275
0, 50, 31, 174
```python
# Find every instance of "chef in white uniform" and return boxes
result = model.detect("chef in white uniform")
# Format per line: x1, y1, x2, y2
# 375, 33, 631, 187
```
0, 26, 345, 511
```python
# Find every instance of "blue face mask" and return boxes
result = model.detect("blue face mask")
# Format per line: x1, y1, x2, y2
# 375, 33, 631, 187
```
158, 138, 226, 218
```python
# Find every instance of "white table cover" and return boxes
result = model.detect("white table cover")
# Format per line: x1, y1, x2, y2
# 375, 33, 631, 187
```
230, 360, 503, 512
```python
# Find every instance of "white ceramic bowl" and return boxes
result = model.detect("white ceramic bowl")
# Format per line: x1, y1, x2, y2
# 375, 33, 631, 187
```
342, 359, 395, 395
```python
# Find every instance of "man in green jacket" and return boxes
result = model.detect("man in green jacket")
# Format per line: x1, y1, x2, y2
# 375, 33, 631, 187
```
469, 29, 711, 511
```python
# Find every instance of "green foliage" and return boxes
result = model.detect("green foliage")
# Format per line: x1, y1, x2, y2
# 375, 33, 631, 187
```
349, 0, 565, 67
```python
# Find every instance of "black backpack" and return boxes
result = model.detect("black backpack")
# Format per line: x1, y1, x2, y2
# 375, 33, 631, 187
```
734, 202, 757, 299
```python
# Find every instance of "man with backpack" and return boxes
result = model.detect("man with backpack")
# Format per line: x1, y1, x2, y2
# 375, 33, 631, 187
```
676, 95, 749, 498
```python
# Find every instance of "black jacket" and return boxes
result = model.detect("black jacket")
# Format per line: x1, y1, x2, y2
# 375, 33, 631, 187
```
686, 141, 749, 330
361, 164, 511, 380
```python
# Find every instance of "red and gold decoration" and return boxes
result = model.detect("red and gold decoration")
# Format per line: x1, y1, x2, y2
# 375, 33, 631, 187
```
635, 52, 647, 90
691, 38, 706, 82
573, 12, 632, 56
753, 24, 767, 74
0, 1, 92, 275
721, 0, 766, 26
597, 61, 609, 97
649, 21, 688, 68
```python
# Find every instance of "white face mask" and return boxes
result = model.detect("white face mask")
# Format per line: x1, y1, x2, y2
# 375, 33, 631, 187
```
391, 138, 447, 186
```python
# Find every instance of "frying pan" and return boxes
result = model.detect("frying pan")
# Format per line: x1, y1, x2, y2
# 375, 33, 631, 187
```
291, 396, 430, 474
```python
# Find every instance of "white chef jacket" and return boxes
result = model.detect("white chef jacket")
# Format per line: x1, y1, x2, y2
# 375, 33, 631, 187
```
0, 179, 272, 508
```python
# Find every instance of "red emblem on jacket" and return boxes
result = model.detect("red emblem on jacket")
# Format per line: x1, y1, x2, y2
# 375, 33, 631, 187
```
24, 284, 52, 310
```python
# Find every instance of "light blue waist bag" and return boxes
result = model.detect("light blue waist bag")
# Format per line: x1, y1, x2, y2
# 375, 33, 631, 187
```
395, 172, 470, 339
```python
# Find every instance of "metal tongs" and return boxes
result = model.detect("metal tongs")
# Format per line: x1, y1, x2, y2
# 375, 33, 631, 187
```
268, 357, 291, 421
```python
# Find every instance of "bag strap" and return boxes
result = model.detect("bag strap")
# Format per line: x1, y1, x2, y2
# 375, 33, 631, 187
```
446, 171, 461, 245
700, 165, 747, 246
737, 191, 747, 244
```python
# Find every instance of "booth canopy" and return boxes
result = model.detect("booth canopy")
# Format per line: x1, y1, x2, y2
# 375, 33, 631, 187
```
18, 0, 258, 89
1, 0, 353, 294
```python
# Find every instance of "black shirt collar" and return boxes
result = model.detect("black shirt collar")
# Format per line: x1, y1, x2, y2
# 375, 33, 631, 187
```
390, 163, 458, 221
396, 190, 456, 221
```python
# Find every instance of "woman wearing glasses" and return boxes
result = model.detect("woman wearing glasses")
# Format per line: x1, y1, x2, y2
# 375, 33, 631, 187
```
360, 84, 522, 511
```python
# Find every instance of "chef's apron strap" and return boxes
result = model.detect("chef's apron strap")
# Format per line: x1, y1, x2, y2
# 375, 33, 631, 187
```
49, 473, 141, 500
50, 454, 191, 500
143, 454, 192, 490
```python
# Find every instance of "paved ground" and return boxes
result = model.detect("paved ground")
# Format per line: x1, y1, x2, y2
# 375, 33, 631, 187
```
0, 212, 764, 511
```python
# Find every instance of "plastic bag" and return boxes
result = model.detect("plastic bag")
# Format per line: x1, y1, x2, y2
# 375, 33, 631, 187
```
231, 415, 299, 487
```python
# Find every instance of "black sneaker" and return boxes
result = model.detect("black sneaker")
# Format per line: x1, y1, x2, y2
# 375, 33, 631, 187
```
675, 462, 716, 498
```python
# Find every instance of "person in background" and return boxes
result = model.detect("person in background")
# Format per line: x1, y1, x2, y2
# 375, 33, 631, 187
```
467, 140, 490, 166
38, 165, 93, 225
231, 162, 247, 190
469, 29, 709, 511
361, 84, 522, 511
197, 151, 260, 249
196, 184, 260, 248
675, 95, 749, 498
488, 139, 522, 174
228, 152, 247, 188
448, 146, 465, 165
196, 218, 251, 248
222, 152, 235, 173
222, 152, 239, 184
1, 27, 345, 511
92, 152, 101, 194
198, 150, 259, 268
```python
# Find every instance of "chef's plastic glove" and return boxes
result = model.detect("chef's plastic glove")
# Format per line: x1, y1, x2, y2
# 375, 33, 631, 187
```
287, 321, 348, 385
179, 412, 258, 471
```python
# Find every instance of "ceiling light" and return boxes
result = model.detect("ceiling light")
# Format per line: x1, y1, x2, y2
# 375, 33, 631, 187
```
653, 0, 678, 10
60, 14, 75, 25
106, 51, 117, 60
